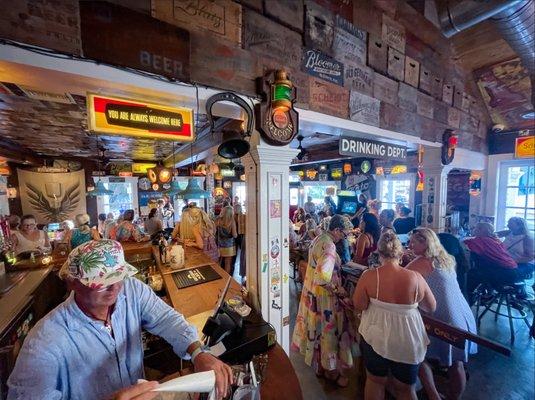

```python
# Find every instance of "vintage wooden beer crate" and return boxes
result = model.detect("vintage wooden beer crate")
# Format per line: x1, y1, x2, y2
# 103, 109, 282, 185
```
419, 65, 433, 95
0, 0, 81, 55
304, 0, 335, 55
382, 14, 406, 53
344, 60, 374, 96
191, 31, 258, 96
398, 83, 417, 113
152, 0, 242, 45
447, 106, 461, 128
264, 0, 303, 31
309, 77, 349, 119
387, 47, 405, 81
404, 56, 420, 88
373, 73, 398, 106
417, 91, 434, 119
368, 34, 388, 74
442, 82, 454, 105
243, 9, 303, 71
349, 91, 380, 126
381, 102, 417, 135
333, 16, 367, 65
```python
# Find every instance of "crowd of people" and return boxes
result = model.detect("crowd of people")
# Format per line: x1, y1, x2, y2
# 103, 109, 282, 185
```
290, 195, 533, 400
6, 195, 247, 278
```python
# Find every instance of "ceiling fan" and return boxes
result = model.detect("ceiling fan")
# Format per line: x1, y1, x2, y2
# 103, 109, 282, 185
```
296, 135, 308, 161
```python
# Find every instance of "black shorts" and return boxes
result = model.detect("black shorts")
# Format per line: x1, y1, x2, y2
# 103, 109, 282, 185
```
361, 339, 420, 385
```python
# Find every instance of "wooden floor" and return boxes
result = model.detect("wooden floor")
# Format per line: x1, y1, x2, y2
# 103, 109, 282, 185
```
289, 278, 535, 400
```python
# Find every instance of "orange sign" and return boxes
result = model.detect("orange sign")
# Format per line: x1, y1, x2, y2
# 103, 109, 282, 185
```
87, 93, 194, 142
515, 136, 534, 159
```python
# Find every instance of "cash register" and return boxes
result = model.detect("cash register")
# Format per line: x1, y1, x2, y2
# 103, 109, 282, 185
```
202, 278, 276, 364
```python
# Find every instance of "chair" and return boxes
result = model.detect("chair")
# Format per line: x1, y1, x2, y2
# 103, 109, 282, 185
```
470, 253, 533, 344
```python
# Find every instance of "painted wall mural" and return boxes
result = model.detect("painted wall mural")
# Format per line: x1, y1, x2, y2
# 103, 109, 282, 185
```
17, 169, 86, 224
475, 58, 534, 130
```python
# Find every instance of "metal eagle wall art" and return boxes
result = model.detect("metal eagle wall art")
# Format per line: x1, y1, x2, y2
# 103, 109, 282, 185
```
25, 182, 81, 222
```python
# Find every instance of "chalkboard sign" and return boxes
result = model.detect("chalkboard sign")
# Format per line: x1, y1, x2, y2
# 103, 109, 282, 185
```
172, 265, 222, 289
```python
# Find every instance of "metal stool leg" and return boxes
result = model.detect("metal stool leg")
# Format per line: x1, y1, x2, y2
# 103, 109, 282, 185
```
505, 293, 515, 344
495, 295, 503, 321
478, 293, 497, 326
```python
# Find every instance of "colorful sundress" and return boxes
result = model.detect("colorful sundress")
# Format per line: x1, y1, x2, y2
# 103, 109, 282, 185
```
292, 232, 354, 373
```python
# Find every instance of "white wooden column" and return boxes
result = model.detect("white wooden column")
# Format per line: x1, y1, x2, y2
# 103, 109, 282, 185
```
421, 147, 450, 232
242, 132, 298, 354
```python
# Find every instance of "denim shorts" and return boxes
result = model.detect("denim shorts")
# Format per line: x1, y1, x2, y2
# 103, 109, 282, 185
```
361, 339, 420, 385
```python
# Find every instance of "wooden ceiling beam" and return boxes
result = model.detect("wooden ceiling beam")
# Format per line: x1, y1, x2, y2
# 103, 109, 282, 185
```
0, 137, 42, 166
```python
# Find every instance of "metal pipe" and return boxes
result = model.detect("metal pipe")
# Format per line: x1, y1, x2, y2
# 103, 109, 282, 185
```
438, 0, 520, 38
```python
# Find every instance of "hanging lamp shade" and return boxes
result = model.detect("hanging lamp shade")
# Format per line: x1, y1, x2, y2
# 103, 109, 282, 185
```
87, 180, 114, 197
181, 178, 210, 199
165, 180, 184, 197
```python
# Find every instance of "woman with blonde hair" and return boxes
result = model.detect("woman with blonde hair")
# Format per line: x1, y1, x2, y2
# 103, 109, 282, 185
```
216, 206, 237, 274
407, 228, 476, 400
354, 231, 436, 400
63, 213, 100, 250
172, 206, 219, 262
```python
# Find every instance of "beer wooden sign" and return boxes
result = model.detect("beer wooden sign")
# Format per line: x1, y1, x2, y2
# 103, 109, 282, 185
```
349, 91, 380, 127
305, 0, 335, 55
417, 92, 434, 119
404, 56, 420, 88
309, 78, 349, 119
461, 93, 471, 111
419, 66, 433, 94
387, 47, 405, 81
0, 0, 81, 55
344, 61, 373, 96
447, 106, 461, 128
333, 17, 367, 65
243, 9, 303, 71
373, 73, 398, 106
151, 0, 242, 45
302, 49, 344, 86
368, 35, 388, 74
442, 82, 454, 105
190, 31, 258, 96
382, 14, 406, 53
398, 83, 417, 113
264, 0, 303, 32
81, 2, 190, 81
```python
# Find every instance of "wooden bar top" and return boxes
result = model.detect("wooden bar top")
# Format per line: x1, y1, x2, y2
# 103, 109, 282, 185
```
156, 247, 242, 319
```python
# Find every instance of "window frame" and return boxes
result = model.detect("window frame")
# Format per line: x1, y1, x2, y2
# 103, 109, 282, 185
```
376, 173, 415, 212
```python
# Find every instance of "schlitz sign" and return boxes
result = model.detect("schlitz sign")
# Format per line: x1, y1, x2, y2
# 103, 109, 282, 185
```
339, 136, 407, 160
302, 48, 344, 86
80, 2, 190, 81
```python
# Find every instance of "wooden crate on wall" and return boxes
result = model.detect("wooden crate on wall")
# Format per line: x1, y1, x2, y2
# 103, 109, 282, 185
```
152, 0, 242, 45
349, 91, 380, 127
398, 83, 417, 113
190, 31, 258, 96
304, 0, 335, 55
243, 9, 303, 71
0, 0, 81, 55
368, 34, 388, 75
344, 60, 374, 96
264, 0, 303, 31
373, 73, 398, 106
380, 102, 417, 136
309, 77, 349, 119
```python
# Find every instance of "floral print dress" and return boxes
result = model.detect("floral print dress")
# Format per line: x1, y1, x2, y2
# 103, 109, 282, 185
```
292, 232, 354, 373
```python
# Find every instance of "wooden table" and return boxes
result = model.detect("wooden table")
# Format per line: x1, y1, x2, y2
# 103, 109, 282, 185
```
156, 247, 242, 318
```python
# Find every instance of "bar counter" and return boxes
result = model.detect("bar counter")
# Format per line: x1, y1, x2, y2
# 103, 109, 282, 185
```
155, 246, 303, 400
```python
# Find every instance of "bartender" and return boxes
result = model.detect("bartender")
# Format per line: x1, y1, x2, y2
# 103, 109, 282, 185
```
7, 240, 233, 400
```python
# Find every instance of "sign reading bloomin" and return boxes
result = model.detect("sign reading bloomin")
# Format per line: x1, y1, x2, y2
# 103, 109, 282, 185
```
87, 94, 194, 141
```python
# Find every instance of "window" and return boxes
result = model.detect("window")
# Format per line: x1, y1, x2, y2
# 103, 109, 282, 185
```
289, 188, 299, 206
233, 182, 247, 212
303, 183, 339, 208
497, 160, 535, 234
378, 175, 414, 211
97, 177, 138, 218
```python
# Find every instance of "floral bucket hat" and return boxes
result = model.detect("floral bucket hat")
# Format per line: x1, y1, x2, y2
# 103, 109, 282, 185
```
60, 240, 138, 289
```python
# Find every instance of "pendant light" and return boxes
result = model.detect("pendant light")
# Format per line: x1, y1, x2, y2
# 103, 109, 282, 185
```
88, 136, 114, 197
165, 142, 184, 197
181, 177, 210, 199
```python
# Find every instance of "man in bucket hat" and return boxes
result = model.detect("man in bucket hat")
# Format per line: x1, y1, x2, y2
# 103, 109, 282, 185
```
8, 240, 233, 400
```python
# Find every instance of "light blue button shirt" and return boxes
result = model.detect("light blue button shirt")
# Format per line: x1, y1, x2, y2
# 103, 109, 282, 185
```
8, 277, 198, 400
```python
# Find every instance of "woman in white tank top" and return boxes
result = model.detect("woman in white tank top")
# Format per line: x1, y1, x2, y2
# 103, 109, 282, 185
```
11, 215, 51, 255
353, 231, 436, 400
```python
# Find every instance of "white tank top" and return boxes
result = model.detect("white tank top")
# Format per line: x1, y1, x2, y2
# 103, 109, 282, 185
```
13, 230, 47, 255
358, 268, 430, 364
